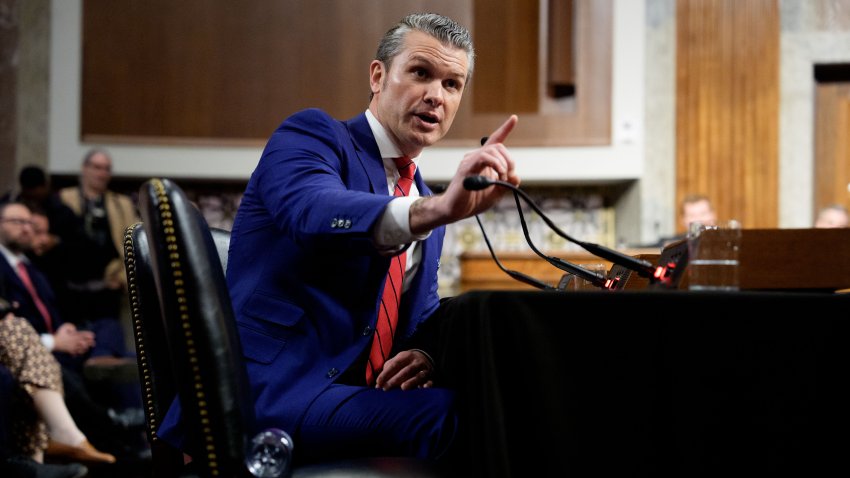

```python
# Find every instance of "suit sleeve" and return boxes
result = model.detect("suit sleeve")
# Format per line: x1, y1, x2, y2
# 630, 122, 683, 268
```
253, 109, 395, 254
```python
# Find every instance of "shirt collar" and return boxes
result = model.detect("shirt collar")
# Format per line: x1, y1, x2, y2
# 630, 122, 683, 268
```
364, 110, 420, 168
0, 243, 25, 269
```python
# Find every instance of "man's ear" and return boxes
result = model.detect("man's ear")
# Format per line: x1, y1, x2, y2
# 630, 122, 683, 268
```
369, 60, 385, 96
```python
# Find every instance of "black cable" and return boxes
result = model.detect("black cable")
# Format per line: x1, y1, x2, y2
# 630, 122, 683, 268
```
473, 215, 559, 291
464, 176, 657, 279
512, 192, 608, 288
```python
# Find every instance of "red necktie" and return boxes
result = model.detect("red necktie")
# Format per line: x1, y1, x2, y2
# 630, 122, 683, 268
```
366, 157, 416, 385
16, 261, 54, 333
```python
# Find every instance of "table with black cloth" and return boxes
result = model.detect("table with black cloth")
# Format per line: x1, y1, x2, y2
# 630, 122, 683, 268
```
430, 289, 850, 477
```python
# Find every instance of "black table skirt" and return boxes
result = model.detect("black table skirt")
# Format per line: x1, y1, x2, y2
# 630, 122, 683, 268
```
430, 290, 850, 477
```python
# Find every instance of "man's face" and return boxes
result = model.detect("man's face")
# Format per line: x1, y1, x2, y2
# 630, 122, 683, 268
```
0, 204, 34, 254
82, 152, 113, 194
369, 30, 469, 158
29, 214, 51, 256
681, 200, 717, 231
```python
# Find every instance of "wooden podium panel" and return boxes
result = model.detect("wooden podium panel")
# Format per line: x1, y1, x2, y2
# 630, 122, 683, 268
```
737, 228, 850, 291
672, 228, 850, 292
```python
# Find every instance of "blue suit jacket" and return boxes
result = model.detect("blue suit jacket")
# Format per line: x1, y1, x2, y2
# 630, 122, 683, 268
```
0, 257, 127, 365
0, 258, 64, 335
160, 109, 446, 443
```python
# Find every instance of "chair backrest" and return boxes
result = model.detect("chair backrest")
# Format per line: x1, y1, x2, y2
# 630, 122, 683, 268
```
129, 178, 447, 478
123, 222, 185, 475
137, 178, 255, 477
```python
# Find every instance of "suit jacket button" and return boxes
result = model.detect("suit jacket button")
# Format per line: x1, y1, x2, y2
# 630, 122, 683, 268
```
362, 325, 372, 335
344, 219, 352, 228
330, 218, 338, 228
326, 368, 339, 378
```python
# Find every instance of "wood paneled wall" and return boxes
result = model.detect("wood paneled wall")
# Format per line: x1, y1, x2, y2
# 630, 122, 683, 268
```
81, 0, 469, 144
81, 0, 612, 147
472, 0, 539, 113
675, 0, 779, 232
546, 0, 575, 98
814, 83, 850, 214
452, 0, 612, 146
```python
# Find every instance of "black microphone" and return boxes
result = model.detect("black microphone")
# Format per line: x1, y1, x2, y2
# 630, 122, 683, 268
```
510, 192, 608, 288
463, 175, 492, 191
464, 175, 657, 279
472, 215, 561, 292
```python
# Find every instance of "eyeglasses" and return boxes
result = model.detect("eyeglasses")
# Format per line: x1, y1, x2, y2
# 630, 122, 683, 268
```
0, 218, 34, 227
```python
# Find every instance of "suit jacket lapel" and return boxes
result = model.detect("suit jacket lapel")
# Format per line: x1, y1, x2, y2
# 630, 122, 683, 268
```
345, 113, 388, 195
0, 258, 52, 332
0, 257, 26, 294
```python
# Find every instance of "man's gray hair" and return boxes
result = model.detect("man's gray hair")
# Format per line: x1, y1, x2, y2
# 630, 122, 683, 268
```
371, 13, 475, 100
82, 147, 112, 166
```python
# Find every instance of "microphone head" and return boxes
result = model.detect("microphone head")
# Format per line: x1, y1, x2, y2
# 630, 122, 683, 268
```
463, 176, 493, 191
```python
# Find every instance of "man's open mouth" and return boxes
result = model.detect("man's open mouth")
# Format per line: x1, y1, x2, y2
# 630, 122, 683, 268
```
415, 113, 438, 124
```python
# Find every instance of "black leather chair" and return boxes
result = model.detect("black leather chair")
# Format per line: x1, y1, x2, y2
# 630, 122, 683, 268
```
126, 178, 449, 478
124, 221, 185, 475
126, 220, 234, 477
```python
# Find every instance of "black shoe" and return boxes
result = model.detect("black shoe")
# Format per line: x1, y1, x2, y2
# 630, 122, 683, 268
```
3, 456, 88, 478
111, 430, 153, 465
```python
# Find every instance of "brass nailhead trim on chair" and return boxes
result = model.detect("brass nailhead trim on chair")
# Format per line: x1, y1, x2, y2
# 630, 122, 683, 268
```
123, 223, 160, 443
150, 179, 220, 475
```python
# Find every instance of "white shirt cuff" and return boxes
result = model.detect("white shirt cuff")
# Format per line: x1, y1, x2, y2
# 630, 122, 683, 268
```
373, 197, 431, 251
40, 333, 55, 352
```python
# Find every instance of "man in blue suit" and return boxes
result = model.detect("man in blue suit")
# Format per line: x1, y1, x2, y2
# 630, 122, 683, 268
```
163, 12, 520, 466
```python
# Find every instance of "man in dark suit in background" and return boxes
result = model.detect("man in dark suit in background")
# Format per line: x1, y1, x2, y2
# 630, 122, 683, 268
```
656, 193, 718, 247
159, 12, 520, 470
0, 202, 96, 359
0, 201, 146, 462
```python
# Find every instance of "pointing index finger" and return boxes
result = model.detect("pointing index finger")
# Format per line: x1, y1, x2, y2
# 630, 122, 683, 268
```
483, 115, 518, 146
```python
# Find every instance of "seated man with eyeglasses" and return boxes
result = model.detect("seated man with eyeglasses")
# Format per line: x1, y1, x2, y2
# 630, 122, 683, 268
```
0, 201, 147, 463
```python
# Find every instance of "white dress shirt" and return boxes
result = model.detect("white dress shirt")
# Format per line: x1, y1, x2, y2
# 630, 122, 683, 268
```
366, 110, 432, 291
0, 243, 55, 350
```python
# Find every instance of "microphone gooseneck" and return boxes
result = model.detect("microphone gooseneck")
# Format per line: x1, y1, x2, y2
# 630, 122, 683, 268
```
464, 175, 656, 279
512, 192, 608, 288
473, 215, 559, 292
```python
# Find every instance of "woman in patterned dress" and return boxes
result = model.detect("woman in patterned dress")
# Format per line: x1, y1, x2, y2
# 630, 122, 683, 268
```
0, 297, 115, 466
